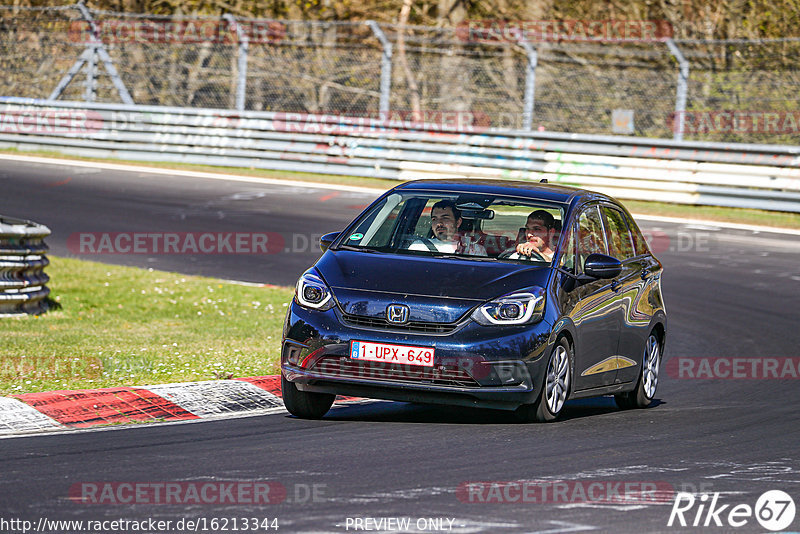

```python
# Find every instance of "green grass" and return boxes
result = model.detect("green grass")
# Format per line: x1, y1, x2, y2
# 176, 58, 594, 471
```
4, 147, 800, 229
0, 256, 294, 396
623, 200, 800, 229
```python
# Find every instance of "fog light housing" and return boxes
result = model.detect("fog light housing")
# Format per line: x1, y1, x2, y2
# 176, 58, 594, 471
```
283, 343, 304, 365
494, 362, 524, 385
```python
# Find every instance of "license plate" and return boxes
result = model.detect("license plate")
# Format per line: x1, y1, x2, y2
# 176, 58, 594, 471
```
349, 341, 435, 368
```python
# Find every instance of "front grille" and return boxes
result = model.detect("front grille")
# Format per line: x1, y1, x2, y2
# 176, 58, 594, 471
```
340, 313, 459, 334
311, 356, 480, 388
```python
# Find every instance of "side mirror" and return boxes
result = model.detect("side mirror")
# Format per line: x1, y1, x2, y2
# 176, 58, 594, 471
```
319, 232, 340, 252
584, 253, 622, 279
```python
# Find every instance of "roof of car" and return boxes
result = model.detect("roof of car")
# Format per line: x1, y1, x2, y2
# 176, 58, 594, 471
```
393, 178, 607, 204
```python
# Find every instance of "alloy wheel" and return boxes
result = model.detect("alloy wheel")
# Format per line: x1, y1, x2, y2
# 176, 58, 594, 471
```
642, 334, 660, 399
546, 344, 570, 414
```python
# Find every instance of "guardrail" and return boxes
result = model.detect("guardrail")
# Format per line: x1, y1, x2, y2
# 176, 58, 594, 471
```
0, 216, 51, 317
2, 98, 800, 212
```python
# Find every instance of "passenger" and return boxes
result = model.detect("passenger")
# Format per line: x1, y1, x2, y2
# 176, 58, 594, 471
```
409, 200, 487, 255
503, 209, 557, 262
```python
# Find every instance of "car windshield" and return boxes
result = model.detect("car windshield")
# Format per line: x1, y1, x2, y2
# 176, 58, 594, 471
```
336, 191, 566, 264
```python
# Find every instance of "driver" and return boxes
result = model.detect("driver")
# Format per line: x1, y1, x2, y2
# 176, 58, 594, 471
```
503, 209, 557, 262
409, 200, 487, 256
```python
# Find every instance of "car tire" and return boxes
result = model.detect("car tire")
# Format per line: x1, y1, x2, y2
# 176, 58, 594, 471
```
281, 374, 335, 419
514, 337, 572, 423
615, 332, 661, 410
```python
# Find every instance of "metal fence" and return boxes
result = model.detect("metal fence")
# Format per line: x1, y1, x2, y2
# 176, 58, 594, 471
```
0, 216, 51, 317
1, 5, 799, 144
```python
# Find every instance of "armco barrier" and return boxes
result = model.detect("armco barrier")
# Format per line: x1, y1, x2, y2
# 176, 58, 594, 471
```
0, 215, 51, 316
2, 98, 800, 212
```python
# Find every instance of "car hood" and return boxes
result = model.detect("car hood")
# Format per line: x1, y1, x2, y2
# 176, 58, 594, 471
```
316, 250, 550, 323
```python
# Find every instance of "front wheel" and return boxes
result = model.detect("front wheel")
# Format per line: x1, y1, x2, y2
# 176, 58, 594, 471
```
615, 333, 661, 410
514, 338, 572, 423
281, 374, 335, 419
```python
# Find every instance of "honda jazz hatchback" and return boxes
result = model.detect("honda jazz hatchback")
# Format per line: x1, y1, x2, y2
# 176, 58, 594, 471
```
281, 179, 666, 422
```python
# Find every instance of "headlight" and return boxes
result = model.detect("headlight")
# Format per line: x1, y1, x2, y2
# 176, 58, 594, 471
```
471, 287, 545, 326
295, 270, 335, 310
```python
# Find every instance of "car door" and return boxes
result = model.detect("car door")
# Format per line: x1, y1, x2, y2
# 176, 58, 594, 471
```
606, 207, 667, 385
600, 205, 647, 385
563, 205, 625, 391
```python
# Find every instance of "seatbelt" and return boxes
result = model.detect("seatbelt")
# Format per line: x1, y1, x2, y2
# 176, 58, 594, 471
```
421, 238, 439, 253
455, 234, 469, 254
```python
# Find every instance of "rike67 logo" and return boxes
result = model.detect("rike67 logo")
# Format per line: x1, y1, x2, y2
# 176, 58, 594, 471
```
668, 490, 796, 531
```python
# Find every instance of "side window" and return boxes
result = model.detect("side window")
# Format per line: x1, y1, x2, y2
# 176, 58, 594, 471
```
577, 206, 607, 272
602, 207, 635, 260
356, 199, 404, 247
624, 211, 650, 256
558, 224, 575, 272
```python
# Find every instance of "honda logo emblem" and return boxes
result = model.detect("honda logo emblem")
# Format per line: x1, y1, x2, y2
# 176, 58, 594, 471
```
386, 304, 410, 324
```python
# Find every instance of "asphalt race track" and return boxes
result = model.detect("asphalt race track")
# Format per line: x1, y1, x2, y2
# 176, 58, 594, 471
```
2, 157, 800, 533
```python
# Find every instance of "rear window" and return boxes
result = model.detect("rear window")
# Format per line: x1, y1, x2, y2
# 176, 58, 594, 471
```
623, 211, 650, 256
603, 206, 635, 260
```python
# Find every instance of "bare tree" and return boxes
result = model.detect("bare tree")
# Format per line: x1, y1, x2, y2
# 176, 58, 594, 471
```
396, 0, 422, 118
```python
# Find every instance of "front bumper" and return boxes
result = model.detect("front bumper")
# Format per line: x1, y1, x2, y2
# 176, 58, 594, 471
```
281, 301, 554, 410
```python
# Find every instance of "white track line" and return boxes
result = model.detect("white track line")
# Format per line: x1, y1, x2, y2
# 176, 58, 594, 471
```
631, 213, 800, 236
1, 153, 797, 235
0, 153, 382, 194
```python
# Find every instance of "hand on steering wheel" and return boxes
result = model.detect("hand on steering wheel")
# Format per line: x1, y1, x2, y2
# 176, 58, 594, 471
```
515, 242, 546, 261
498, 249, 545, 261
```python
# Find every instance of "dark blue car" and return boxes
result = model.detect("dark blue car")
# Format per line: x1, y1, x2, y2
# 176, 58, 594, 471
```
281, 179, 666, 422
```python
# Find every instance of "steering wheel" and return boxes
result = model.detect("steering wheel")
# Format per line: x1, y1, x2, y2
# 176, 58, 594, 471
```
401, 236, 438, 253
498, 249, 545, 261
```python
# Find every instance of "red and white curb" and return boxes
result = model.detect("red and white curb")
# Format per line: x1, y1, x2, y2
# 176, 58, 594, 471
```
0, 396, 65, 433
0, 375, 350, 437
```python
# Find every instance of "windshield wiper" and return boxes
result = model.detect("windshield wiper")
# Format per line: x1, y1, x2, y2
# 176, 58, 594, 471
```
429, 253, 496, 262
337, 244, 379, 253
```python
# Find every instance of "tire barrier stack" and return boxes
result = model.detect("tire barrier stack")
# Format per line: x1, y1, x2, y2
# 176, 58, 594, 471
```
0, 216, 51, 317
